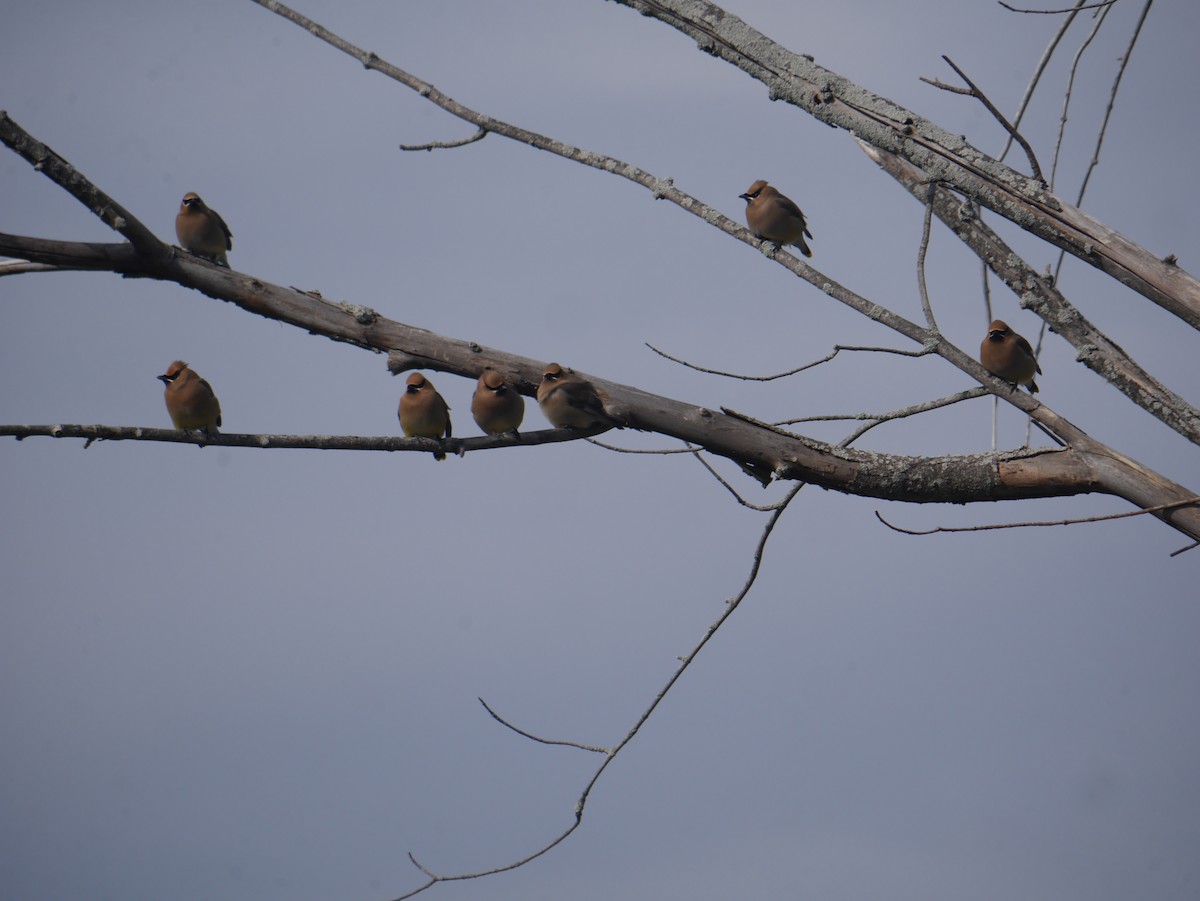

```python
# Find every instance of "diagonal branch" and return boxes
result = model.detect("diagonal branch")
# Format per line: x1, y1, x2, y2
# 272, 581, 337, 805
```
0, 112, 167, 259
925, 55, 1047, 184
607, 0, 1200, 330
858, 141, 1200, 447
392, 483, 804, 898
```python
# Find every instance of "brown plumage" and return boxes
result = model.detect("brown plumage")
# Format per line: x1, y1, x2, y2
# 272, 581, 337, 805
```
158, 360, 222, 434
471, 370, 525, 435
739, 179, 812, 257
175, 192, 232, 266
536, 363, 621, 430
980, 320, 1041, 393
398, 372, 452, 460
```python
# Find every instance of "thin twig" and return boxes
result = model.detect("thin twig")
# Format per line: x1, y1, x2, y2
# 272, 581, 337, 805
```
781, 388, 990, 444
999, 0, 1118, 13
646, 342, 934, 382
388, 480, 804, 899
1049, 1, 1111, 190
476, 698, 609, 754
936, 56, 1048, 184
1072, 0, 1155, 210
999, 0, 1090, 162
689, 451, 790, 511
584, 438, 695, 454
916, 187, 941, 332
874, 495, 1200, 537
400, 127, 487, 151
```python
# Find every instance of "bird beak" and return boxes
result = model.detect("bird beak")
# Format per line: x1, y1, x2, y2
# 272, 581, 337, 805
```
157, 375, 170, 383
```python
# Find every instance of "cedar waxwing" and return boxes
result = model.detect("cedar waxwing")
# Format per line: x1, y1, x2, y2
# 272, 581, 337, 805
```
980, 320, 1041, 393
158, 360, 222, 435
471, 370, 525, 435
175, 192, 233, 267
537, 363, 621, 430
399, 372, 452, 460
739, 179, 813, 257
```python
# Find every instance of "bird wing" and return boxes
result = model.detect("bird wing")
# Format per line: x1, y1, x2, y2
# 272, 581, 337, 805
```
1014, 333, 1041, 373
211, 210, 233, 249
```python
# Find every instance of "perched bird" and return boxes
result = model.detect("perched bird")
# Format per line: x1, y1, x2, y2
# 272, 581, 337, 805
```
537, 363, 621, 430
158, 360, 222, 435
739, 179, 812, 257
175, 192, 232, 266
980, 320, 1041, 393
399, 372, 452, 460
471, 370, 525, 436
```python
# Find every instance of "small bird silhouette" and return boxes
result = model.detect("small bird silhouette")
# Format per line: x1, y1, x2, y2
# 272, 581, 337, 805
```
980, 320, 1041, 393
740, 179, 812, 257
471, 370, 525, 435
399, 372, 452, 460
175, 192, 232, 266
537, 363, 621, 430
158, 361, 222, 435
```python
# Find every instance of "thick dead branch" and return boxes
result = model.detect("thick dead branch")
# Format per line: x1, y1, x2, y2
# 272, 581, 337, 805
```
2, 99, 1198, 540
608, 0, 1200, 330
0, 112, 166, 258
859, 142, 1200, 447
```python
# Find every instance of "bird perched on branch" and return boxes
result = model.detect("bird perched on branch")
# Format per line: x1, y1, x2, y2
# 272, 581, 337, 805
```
980, 320, 1041, 393
399, 372, 452, 460
471, 370, 525, 436
739, 179, 812, 257
158, 361, 222, 435
536, 363, 622, 430
175, 192, 232, 267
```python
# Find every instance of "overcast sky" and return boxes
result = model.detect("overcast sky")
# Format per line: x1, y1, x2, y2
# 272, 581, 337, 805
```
3, 2, 1198, 900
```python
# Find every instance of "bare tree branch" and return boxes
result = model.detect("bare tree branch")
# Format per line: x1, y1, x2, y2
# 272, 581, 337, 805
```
476, 699, 609, 754
875, 495, 1200, 539
999, 0, 1120, 15
857, 142, 1200, 447
916, 188, 942, 331
3, 94, 1198, 540
922, 56, 1047, 184
644, 342, 931, 382
999, 0, 1091, 163
389, 482, 804, 898
1049, 1, 1113, 189
400, 127, 488, 152
605, 0, 1200, 330
0, 112, 166, 258
1071, 0, 1155, 212
784, 388, 990, 444
0, 423, 610, 453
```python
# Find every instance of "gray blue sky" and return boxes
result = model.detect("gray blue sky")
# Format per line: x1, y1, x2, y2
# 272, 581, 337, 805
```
3, 2, 1198, 899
